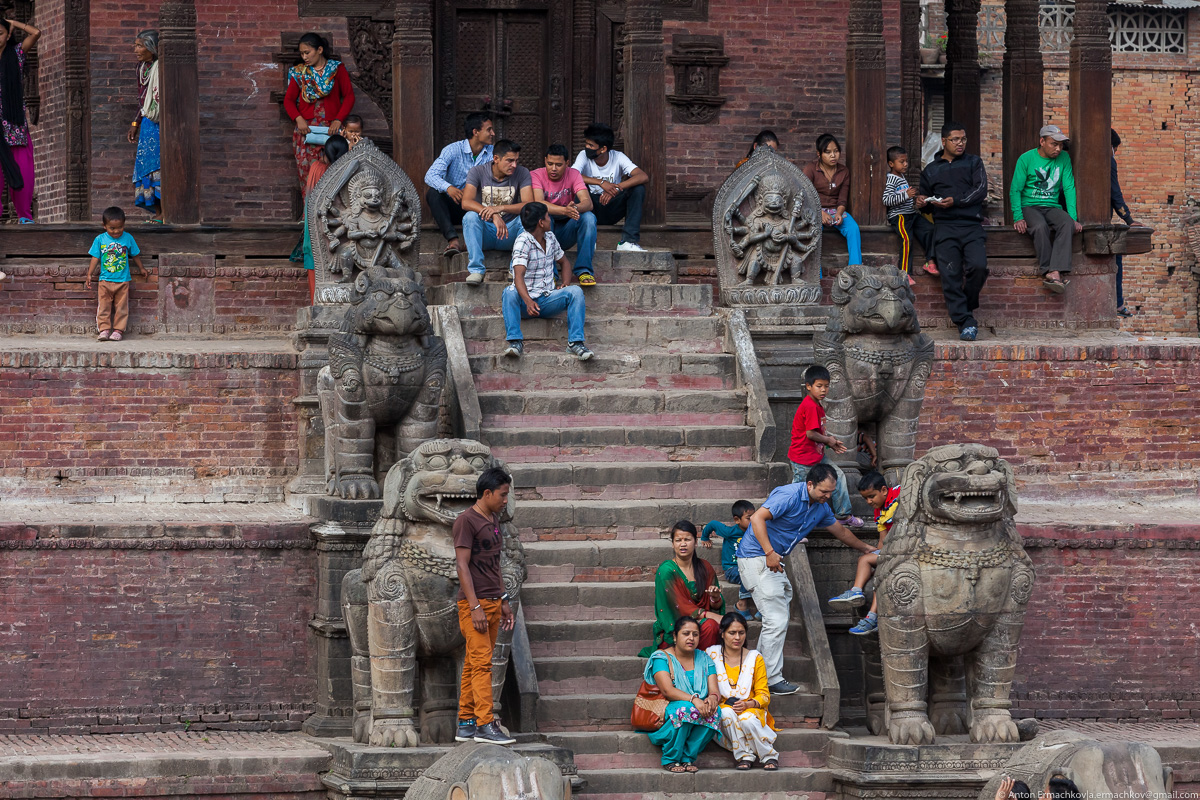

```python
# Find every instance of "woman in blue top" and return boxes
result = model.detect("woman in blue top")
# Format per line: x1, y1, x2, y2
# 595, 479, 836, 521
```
644, 616, 721, 774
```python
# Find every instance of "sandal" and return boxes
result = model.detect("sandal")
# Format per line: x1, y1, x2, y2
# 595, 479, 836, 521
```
663, 762, 689, 774
577, 273, 597, 287
1042, 277, 1068, 294
922, 261, 939, 276
1117, 305, 1133, 318
442, 242, 463, 258
735, 759, 753, 771
109, 330, 124, 341
763, 759, 779, 771
684, 763, 699, 773
97, 330, 112, 341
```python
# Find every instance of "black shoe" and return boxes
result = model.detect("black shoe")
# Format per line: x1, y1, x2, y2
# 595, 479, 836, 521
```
503, 340, 524, 358
455, 719, 478, 742
473, 720, 516, 745
959, 325, 977, 342
768, 679, 801, 696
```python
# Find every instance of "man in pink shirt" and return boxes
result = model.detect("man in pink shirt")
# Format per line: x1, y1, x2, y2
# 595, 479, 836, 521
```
531, 144, 597, 286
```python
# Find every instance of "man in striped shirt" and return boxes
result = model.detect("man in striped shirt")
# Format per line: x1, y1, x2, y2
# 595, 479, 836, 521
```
424, 112, 495, 258
882, 146, 936, 284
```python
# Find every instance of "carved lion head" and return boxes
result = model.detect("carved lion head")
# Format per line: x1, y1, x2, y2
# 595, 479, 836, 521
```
384, 439, 509, 527
830, 265, 920, 335
346, 267, 432, 338
896, 443, 1017, 526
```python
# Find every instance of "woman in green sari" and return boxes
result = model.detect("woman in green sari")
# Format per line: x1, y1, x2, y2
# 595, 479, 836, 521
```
644, 616, 721, 773
640, 520, 725, 657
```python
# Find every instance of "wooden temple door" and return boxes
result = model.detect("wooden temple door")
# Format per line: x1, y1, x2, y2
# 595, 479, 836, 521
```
439, 9, 553, 159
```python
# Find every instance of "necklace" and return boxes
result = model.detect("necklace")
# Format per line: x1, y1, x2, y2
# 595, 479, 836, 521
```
723, 647, 743, 671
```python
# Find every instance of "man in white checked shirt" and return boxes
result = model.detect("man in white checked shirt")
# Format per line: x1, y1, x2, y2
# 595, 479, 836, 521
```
501, 202, 594, 361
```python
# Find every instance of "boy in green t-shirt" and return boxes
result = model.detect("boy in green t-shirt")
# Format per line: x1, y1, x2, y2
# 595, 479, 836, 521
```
1009, 124, 1084, 295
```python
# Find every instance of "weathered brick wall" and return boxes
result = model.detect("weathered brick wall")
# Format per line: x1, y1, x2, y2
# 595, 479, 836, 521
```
0, 526, 316, 734
84, 2, 388, 224
918, 341, 1200, 498
663, 0, 902, 202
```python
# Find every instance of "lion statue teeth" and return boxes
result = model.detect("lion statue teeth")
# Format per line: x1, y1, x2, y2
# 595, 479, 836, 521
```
341, 439, 527, 747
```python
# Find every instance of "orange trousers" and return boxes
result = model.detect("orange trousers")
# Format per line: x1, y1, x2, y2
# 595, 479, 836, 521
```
457, 598, 502, 725
97, 281, 130, 333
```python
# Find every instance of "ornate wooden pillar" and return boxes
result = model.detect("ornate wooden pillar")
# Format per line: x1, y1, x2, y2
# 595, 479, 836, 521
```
944, 0, 981, 153
573, 0, 597, 150
623, 0, 666, 224
158, 0, 201, 224
393, 0, 435, 192
1069, 0, 1113, 223
846, 0, 888, 225
899, 0, 923, 185
1002, 0, 1043, 223
65, 0, 91, 221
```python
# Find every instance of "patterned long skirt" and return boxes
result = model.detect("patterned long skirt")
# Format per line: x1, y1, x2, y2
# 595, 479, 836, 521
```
133, 118, 161, 210
292, 104, 329, 194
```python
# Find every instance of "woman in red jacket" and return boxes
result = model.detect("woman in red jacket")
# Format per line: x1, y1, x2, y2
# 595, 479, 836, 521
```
284, 33, 354, 193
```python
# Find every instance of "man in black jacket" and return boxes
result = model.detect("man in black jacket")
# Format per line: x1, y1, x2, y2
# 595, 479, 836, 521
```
918, 121, 989, 341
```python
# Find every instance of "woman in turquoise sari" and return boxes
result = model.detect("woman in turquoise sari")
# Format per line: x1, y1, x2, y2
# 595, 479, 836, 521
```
644, 616, 721, 773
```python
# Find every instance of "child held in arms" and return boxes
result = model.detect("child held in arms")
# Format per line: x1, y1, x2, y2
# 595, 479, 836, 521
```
827, 471, 900, 635
86, 206, 149, 342
701, 500, 756, 616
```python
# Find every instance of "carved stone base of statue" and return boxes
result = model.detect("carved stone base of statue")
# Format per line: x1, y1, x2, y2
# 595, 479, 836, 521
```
317, 739, 583, 800
829, 736, 1025, 800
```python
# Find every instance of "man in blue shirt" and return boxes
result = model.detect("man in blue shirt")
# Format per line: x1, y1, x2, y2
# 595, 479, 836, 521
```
424, 112, 495, 258
737, 463, 874, 694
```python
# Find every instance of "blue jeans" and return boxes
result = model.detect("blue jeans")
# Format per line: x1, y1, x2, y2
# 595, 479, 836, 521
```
826, 212, 863, 265
791, 456, 853, 519
552, 212, 598, 276
1116, 254, 1125, 308
501, 284, 587, 343
724, 564, 752, 600
463, 212, 523, 275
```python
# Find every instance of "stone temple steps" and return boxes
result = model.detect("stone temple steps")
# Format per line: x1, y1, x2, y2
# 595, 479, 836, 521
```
486, 425, 756, 464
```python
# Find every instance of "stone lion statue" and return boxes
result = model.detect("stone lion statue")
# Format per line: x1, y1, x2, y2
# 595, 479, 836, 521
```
977, 730, 1173, 800
317, 266, 446, 499
876, 443, 1035, 745
814, 264, 935, 486
407, 743, 571, 800
341, 439, 527, 747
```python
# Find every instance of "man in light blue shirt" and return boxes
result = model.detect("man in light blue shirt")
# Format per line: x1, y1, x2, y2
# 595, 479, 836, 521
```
424, 112, 495, 258
737, 463, 874, 694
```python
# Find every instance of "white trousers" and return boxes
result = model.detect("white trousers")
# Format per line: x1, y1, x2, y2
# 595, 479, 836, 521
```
736, 555, 793, 685
715, 706, 779, 763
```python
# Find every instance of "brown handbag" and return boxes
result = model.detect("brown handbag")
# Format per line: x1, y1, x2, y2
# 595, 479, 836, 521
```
631, 656, 675, 732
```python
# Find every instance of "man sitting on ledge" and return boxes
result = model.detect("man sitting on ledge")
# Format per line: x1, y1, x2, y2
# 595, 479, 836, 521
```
1010, 124, 1083, 295
461, 139, 533, 286
573, 122, 649, 253
424, 112, 495, 259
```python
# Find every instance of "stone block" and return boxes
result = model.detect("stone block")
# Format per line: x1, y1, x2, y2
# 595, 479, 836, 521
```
157, 254, 216, 329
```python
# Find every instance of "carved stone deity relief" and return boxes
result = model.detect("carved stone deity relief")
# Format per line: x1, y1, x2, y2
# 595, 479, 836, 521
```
307, 138, 422, 305
712, 147, 822, 306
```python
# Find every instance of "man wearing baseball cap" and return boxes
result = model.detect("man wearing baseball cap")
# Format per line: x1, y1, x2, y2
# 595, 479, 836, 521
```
1009, 124, 1083, 294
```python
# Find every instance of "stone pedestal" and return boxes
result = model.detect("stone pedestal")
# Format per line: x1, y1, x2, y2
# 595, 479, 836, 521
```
288, 305, 345, 497
829, 736, 1023, 800
301, 498, 383, 739
316, 737, 583, 799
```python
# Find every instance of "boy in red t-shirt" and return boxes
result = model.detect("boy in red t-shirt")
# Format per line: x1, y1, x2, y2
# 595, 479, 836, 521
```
828, 470, 901, 636
788, 365, 862, 527
531, 144, 597, 284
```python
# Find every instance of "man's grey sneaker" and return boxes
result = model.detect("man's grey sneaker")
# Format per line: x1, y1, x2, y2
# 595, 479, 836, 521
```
850, 612, 879, 636
455, 719, 478, 742
767, 679, 801, 696
567, 341, 594, 361
828, 587, 866, 609
959, 325, 977, 341
473, 720, 516, 745
503, 340, 524, 358
465, 272, 484, 286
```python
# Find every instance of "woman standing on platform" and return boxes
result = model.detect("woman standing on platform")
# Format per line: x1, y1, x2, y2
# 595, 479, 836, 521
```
643, 616, 721, 773
284, 33, 354, 193
127, 30, 161, 222
0, 16, 40, 224
802, 133, 863, 268
639, 521, 725, 657
706, 612, 779, 771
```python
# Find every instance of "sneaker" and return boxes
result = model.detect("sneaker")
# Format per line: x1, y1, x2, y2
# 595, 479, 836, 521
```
922, 261, 939, 276
577, 273, 597, 287
567, 341, 594, 361
503, 340, 524, 358
850, 612, 879, 636
473, 720, 516, 745
768, 679, 800, 696
828, 587, 866, 609
959, 325, 977, 342
465, 272, 485, 286
616, 241, 646, 252
455, 719, 478, 742
839, 515, 865, 528
17, 217, 34, 224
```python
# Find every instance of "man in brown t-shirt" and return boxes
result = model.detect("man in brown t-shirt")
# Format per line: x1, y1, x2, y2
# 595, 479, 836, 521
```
454, 466, 516, 745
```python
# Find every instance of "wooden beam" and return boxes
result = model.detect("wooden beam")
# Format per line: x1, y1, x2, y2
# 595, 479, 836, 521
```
944, 0, 981, 153
846, 0, 888, 225
1069, 0, 1113, 223
64, 0, 91, 221
623, 0, 667, 225
158, 1, 202, 224
392, 0, 435, 195
1002, 0, 1043, 223
899, 0, 923, 185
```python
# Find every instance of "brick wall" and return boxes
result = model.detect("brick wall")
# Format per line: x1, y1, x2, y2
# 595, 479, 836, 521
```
0, 527, 316, 734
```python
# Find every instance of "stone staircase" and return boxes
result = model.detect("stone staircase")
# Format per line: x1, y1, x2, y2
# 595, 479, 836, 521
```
428, 276, 840, 795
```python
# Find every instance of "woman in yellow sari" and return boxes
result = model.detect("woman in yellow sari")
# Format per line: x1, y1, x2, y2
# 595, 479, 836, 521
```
705, 612, 779, 770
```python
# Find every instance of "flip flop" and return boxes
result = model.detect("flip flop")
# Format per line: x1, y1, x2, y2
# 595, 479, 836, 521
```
922, 262, 939, 276
442, 243, 463, 258
577, 273, 597, 287
1042, 277, 1068, 294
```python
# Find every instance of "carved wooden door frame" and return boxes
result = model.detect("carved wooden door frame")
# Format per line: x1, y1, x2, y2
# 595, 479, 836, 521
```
433, 0, 570, 153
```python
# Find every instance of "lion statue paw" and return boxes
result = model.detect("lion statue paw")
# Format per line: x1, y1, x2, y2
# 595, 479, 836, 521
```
370, 718, 420, 748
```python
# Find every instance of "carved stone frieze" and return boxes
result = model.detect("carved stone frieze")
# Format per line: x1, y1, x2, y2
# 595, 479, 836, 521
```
665, 35, 727, 124
347, 17, 394, 128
